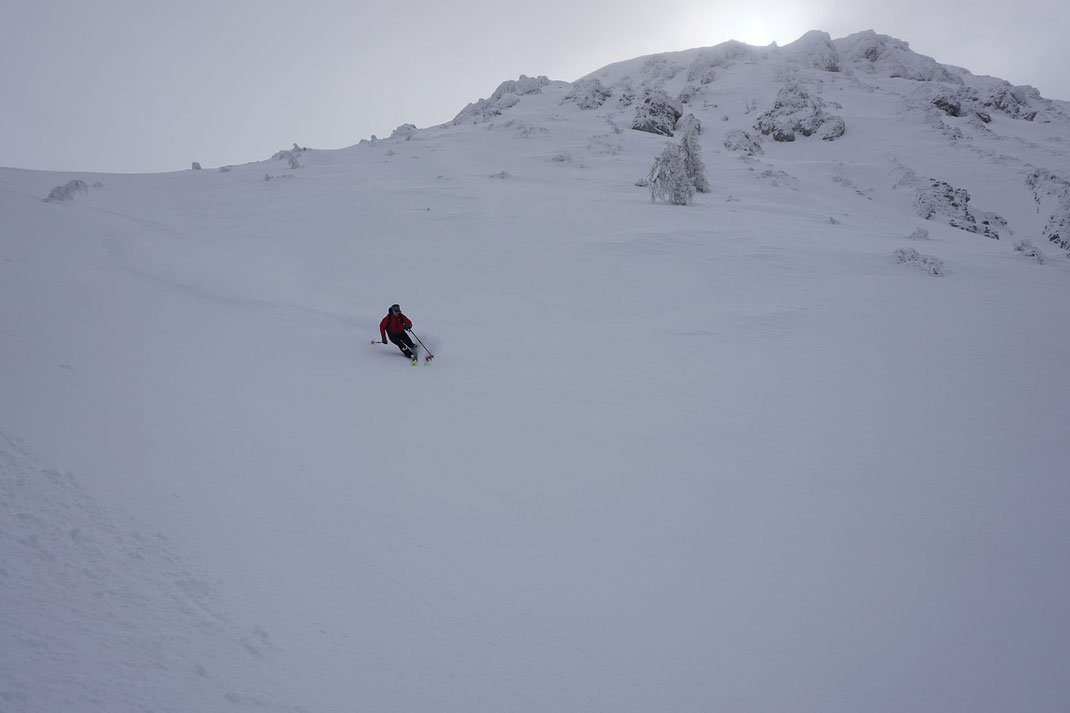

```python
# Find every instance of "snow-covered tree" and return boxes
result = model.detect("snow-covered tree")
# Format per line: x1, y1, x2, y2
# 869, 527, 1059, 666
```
677, 114, 710, 193
647, 144, 693, 205
646, 114, 708, 205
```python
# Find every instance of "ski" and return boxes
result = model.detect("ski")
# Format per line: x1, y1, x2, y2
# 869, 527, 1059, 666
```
371, 336, 433, 365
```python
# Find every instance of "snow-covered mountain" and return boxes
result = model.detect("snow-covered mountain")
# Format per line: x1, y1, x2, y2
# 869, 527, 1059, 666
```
2, 30, 1069, 713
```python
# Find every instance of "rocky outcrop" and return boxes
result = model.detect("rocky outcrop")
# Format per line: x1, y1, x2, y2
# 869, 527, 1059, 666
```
685, 41, 753, 84
723, 129, 763, 156
894, 247, 945, 276
923, 86, 993, 123
835, 30, 962, 83
390, 123, 418, 139
754, 83, 845, 142
612, 78, 636, 108
639, 55, 683, 84
451, 98, 503, 124
984, 85, 1040, 121
913, 180, 1000, 238
452, 75, 550, 125
43, 180, 88, 203
1026, 170, 1070, 250
675, 113, 701, 137
933, 96, 962, 117
272, 144, 307, 169
631, 89, 683, 136
781, 30, 841, 72
564, 78, 612, 110
490, 75, 550, 102
1014, 239, 1045, 264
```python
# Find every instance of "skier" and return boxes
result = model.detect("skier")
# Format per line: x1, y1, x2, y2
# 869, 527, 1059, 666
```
379, 304, 418, 360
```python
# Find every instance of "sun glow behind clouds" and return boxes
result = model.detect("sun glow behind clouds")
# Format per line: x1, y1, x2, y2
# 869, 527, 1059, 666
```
733, 17, 776, 46
667, 7, 803, 51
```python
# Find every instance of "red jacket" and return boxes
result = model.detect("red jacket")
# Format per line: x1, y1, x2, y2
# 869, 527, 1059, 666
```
380, 311, 412, 340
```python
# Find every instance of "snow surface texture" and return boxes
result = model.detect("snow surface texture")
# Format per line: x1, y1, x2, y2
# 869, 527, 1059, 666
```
0, 432, 297, 712
3, 28, 1070, 713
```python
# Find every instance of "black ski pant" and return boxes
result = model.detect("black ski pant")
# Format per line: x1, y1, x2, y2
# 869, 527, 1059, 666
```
387, 331, 416, 357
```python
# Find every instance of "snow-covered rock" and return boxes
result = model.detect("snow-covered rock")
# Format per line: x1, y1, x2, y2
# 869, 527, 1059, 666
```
835, 30, 962, 83
893, 247, 945, 275
912, 179, 1000, 238
608, 78, 636, 108
390, 123, 418, 140
563, 78, 612, 110
272, 143, 307, 169
985, 85, 1041, 121
1026, 169, 1070, 249
920, 85, 993, 124
754, 82, 846, 142
43, 179, 88, 203
932, 93, 964, 117
675, 113, 701, 137
490, 75, 550, 102
631, 88, 682, 136
452, 75, 551, 125
451, 98, 503, 124
781, 30, 842, 73
685, 41, 754, 84
638, 55, 683, 86
723, 129, 764, 155
676, 84, 700, 105
1013, 239, 1045, 264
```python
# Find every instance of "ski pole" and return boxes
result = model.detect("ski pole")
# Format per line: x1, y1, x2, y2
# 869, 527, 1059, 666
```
406, 329, 434, 360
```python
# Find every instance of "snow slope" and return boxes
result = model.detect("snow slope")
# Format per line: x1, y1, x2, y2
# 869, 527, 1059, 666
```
3, 30, 1070, 713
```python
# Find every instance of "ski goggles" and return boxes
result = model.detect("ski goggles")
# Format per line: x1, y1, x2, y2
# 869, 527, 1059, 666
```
390, 305, 401, 312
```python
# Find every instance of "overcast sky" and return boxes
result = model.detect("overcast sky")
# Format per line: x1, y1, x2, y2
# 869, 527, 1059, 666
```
2, 0, 1067, 174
